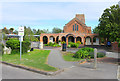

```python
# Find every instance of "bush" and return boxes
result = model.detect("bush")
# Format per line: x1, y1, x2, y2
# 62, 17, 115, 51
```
74, 50, 89, 59
90, 52, 105, 58
61, 41, 66, 44
45, 42, 61, 47
6, 38, 31, 54
22, 41, 31, 53
6, 38, 20, 50
76, 41, 81, 44
0, 44, 4, 55
67, 44, 71, 48
80, 47, 94, 53
118, 42, 120, 48
68, 42, 79, 48
74, 43, 79, 48
48, 42, 53, 46
44, 44, 49, 46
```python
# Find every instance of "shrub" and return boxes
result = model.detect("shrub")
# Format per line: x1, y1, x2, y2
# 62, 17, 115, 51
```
6, 38, 20, 50
118, 42, 120, 48
61, 41, 66, 44
22, 41, 31, 53
90, 52, 105, 58
74, 50, 89, 59
75, 43, 79, 48
48, 42, 53, 46
68, 42, 79, 48
0, 44, 4, 55
76, 41, 81, 44
80, 47, 94, 53
45, 42, 61, 47
67, 44, 71, 48
44, 44, 49, 46
6, 38, 31, 54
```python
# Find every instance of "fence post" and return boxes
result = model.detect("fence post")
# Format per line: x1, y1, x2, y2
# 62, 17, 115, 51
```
94, 48, 97, 69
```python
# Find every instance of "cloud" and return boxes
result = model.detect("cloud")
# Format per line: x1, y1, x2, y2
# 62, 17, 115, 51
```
1, 2, 119, 30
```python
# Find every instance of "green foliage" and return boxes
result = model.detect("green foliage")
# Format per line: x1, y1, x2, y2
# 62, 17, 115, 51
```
80, 47, 94, 53
61, 41, 66, 44
94, 4, 120, 42
22, 41, 31, 53
90, 52, 105, 58
6, 38, 20, 50
74, 50, 89, 59
62, 52, 84, 61
52, 27, 63, 33
2, 27, 9, 34
74, 47, 94, 59
45, 42, 61, 47
0, 43, 4, 55
68, 42, 79, 48
6, 38, 31, 54
76, 41, 82, 44
118, 42, 120, 48
67, 44, 71, 48
2, 49, 58, 71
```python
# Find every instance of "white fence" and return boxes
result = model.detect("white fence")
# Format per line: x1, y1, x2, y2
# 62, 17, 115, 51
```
31, 42, 40, 48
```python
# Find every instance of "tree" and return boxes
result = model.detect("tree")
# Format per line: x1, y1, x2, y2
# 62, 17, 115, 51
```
13, 30, 18, 34
24, 26, 35, 42
2, 27, 9, 34
33, 29, 37, 34
52, 27, 62, 33
9, 28, 14, 34
94, 4, 120, 42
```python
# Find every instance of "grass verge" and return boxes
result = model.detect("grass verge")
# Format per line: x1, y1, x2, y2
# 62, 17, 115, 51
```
1, 49, 58, 72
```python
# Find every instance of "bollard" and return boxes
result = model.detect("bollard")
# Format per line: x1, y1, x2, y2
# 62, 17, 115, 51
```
94, 48, 97, 69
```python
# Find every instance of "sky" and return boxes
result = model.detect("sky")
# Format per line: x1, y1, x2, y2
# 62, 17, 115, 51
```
0, 1, 119, 32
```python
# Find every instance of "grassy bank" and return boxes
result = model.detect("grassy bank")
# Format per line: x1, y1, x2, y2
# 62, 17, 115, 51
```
1, 49, 58, 72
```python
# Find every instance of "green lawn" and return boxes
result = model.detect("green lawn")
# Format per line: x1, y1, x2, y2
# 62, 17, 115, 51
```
62, 52, 84, 61
1, 49, 58, 72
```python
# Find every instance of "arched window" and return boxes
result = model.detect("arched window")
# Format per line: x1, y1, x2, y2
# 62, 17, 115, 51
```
77, 25, 78, 31
73, 25, 74, 31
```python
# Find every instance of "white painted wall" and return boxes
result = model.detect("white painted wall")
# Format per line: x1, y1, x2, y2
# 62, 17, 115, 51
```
85, 38, 91, 45
93, 37, 99, 45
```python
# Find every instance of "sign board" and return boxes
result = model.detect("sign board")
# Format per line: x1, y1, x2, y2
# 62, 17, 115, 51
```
18, 27, 24, 36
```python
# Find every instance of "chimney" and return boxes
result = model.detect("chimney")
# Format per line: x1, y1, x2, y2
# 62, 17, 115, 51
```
75, 14, 85, 24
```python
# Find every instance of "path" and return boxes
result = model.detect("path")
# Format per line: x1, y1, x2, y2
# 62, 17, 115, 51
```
47, 47, 74, 69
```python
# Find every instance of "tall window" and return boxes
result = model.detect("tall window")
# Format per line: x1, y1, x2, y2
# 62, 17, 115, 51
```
73, 25, 74, 31
77, 25, 78, 31
75, 24, 76, 31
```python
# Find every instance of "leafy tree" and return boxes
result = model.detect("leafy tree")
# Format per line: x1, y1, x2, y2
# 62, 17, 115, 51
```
52, 27, 62, 33
9, 28, 14, 34
13, 30, 18, 34
33, 29, 37, 34
24, 26, 35, 42
94, 4, 120, 42
2, 27, 9, 34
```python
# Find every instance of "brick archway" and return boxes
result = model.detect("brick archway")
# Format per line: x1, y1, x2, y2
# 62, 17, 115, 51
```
76, 36, 82, 42
49, 36, 55, 43
85, 36, 92, 45
43, 36, 48, 44
61, 36, 66, 42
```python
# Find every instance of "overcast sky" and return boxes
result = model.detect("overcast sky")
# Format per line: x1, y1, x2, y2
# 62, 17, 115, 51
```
0, 1, 119, 31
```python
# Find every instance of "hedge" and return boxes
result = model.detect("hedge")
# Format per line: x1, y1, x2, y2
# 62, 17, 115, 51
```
68, 42, 79, 48
6, 38, 31, 54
